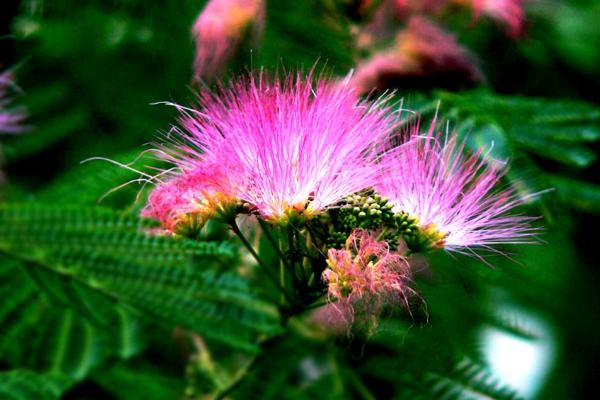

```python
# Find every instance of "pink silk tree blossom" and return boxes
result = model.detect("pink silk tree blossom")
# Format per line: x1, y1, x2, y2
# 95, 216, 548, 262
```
376, 122, 538, 254
192, 0, 265, 82
323, 229, 412, 315
145, 71, 399, 226
141, 162, 239, 233
350, 17, 483, 94
458, 0, 526, 37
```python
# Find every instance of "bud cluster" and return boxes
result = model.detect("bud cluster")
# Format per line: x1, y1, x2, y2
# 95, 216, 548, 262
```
325, 190, 425, 251
327, 190, 396, 248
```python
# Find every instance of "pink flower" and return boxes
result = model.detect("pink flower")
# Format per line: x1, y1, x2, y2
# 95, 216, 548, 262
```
454, 0, 526, 36
192, 0, 265, 81
0, 71, 26, 134
141, 161, 239, 234
376, 122, 538, 253
350, 17, 483, 94
150, 71, 398, 224
324, 229, 412, 307
356, 0, 448, 48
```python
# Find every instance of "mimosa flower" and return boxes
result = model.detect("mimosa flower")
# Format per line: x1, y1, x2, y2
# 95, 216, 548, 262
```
350, 17, 483, 94
151, 71, 398, 224
376, 122, 538, 253
454, 0, 526, 36
141, 162, 239, 235
323, 229, 412, 305
192, 0, 265, 81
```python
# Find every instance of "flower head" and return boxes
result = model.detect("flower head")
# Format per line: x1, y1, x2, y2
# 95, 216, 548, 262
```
149, 71, 398, 226
376, 122, 538, 253
192, 0, 265, 81
141, 162, 239, 235
0, 71, 26, 134
324, 229, 412, 306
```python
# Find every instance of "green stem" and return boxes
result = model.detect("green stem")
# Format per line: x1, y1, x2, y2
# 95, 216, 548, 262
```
347, 369, 377, 400
230, 220, 293, 303
304, 223, 321, 253
257, 219, 289, 268
280, 245, 286, 305
288, 227, 299, 284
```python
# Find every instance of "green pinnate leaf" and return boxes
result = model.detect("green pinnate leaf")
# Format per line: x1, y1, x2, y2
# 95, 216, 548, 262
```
0, 204, 281, 352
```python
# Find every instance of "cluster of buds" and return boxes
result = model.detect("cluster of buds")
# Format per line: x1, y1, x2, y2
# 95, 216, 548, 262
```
325, 190, 428, 254
326, 190, 396, 247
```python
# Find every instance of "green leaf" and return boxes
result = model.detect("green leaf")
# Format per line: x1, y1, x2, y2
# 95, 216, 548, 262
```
0, 256, 147, 387
258, 0, 353, 73
0, 370, 70, 400
511, 134, 596, 168
0, 204, 281, 352
425, 358, 521, 400
230, 335, 349, 400
434, 91, 600, 169
511, 125, 600, 143
94, 360, 185, 400
546, 175, 600, 214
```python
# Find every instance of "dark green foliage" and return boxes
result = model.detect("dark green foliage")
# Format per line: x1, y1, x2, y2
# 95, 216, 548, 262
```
1, 1, 599, 399
0, 255, 145, 391
0, 370, 70, 400
0, 204, 281, 353
94, 360, 185, 400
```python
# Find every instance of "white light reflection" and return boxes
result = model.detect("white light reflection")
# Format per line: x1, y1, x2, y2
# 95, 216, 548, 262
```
480, 305, 555, 399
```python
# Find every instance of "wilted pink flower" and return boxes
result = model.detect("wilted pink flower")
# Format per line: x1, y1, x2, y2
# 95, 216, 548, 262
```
350, 17, 483, 94
192, 0, 265, 81
0, 71, 26, 134
376, 122, 538, 253
323, 229, 412, 318
151, 71, 398, 224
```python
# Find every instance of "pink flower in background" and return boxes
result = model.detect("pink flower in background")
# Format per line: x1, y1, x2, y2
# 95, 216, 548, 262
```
356, 0, 448, 48
324, 229, 412, 307
350, 17, 483, 94
152, 71, 398, 223
376, 122, 538, 253
192, 0, 265, 81
0, 71, 26, 134
454, 0, 526, 36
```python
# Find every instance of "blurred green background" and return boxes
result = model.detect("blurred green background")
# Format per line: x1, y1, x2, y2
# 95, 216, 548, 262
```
1, 0, 600, 399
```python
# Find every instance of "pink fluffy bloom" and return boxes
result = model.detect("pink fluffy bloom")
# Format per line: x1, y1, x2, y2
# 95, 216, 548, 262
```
350, 17, 483, 94
141, 162, 239, 233
376, 122, 538, 253
192, 0, 265, 81
150, 71, 398, 224
324, 229, 412, 307
0, 71, 26, 134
